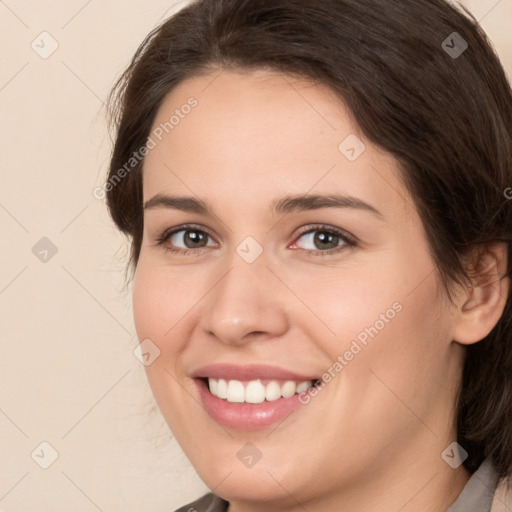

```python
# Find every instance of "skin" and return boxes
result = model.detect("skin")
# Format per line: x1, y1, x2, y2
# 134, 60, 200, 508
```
132, 69, 509, 512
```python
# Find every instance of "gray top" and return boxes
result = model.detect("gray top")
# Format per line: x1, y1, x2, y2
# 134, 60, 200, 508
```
446, 459, 499, 512
175, 459, 499, 512
175, 492, 228, 512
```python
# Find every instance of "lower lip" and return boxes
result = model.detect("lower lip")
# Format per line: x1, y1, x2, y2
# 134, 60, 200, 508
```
195, 379, 304, 431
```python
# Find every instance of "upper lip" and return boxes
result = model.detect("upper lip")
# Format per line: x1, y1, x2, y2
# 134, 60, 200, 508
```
191, 363, 318, 382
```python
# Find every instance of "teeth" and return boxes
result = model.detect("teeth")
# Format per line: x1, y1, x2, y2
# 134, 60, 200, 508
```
296, 381, 311, 393
245, 380, 266, 404
226, 380, 245, 403
265, 380, 281, 401
217, 379, 228, 399
207, 378, 313, 403
209, 378, 218, 396
281, 381, 296, 398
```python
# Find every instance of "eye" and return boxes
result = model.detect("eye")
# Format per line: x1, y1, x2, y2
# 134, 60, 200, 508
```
154, 223, 357, 257
155, 224, 217, 254
290, 225, 357, 255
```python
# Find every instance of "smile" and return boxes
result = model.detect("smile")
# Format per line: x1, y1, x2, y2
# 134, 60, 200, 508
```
207, 378, 315, 403
192, 364, 321, 430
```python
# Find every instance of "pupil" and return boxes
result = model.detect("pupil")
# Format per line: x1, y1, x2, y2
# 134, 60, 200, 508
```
185, 231, 206, 248
314, 232, 338, 250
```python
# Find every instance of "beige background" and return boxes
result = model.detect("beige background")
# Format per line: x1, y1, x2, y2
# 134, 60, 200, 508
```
0, 1, 511, 510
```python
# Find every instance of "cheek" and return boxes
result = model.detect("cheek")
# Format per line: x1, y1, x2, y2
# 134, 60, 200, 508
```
132, 261, 193, 417
332, 269, 453, 431
132, 265, 189, 395
132, 259, 203, 353
306, 244, 450, 389
282, 261, 404, 358
132, 264, 166, 345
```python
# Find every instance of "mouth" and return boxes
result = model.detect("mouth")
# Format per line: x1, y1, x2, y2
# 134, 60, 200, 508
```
192, 364, 321, 430
204, 377, 318, 403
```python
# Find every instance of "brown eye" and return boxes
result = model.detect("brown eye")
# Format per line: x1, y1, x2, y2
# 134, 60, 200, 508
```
155, 225, 218, 254
294, 228, 347, 252
168, 229, 212, 249
313, 231, 340, 250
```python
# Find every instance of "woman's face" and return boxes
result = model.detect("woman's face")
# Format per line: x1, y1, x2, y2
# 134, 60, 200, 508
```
133, 69, 466, 506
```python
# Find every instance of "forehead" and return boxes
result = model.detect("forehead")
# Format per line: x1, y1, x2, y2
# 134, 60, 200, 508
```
142, 69, 412, 221
147, 68, 354, 159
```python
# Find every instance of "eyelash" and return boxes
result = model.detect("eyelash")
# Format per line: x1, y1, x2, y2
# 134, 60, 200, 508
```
154, 223, 358, 257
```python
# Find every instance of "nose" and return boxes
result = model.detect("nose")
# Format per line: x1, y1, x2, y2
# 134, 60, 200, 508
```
198, 251, 289, 346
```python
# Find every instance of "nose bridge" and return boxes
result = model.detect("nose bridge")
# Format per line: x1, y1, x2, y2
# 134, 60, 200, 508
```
199, 244, 288, 345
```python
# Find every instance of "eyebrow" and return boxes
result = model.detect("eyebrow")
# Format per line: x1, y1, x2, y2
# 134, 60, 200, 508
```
143, 193, 384, 220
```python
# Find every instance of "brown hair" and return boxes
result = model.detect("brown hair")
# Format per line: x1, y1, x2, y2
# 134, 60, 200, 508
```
105, 0, 512, 479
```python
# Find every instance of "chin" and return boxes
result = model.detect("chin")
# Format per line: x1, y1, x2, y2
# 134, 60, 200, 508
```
198, 464, 301, 504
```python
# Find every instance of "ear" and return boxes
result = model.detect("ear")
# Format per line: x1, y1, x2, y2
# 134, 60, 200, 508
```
452, 242, 510, 345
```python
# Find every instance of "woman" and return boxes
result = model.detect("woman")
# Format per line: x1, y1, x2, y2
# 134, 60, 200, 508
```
104, 0, 512, 510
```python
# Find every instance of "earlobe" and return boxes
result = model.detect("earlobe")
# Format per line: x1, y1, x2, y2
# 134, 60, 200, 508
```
452, 242, 510, 346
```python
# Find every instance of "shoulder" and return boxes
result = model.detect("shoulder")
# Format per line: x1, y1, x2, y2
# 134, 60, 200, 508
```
174, 492, 229, 512
490, 477, 512, 512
